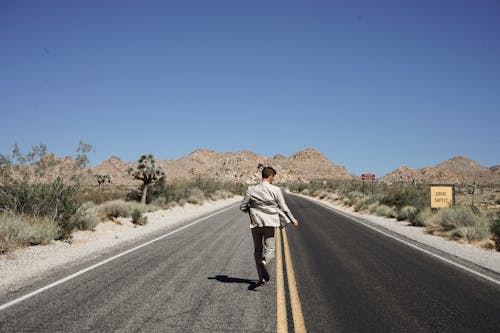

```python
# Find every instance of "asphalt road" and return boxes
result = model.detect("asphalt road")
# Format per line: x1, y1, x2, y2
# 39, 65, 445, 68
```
0, 205, 276, 333
284, 194, 500, 332
1, 195, 500, 332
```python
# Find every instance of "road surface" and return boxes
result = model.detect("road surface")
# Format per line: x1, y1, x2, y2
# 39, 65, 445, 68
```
1, 195, 500, 332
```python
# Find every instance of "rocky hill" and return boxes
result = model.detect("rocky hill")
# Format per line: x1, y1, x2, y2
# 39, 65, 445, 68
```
380, 156, 500, 185
92, 148, 354, 186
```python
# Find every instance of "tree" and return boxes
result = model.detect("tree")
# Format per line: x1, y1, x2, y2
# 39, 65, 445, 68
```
75, 141, 93, 168
95, 174, 112, 187
126, 154, 165, 204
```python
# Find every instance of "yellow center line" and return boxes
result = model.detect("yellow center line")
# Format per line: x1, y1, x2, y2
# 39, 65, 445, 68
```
282, 228, 307, 333
276, 227, 288, 333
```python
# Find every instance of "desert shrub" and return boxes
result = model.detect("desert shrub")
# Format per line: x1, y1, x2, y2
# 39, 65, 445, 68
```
187, 187, 205, 205
353, 195, 383, 212
0, 177, 81, 238
342, 197, 352, 206
131, 208, 147, 225
69, 202, 99, 230
412, 208, 435, 228
318, 191, 329, 199
0, 215, 60, 254
461, 226, 489, 243
342, 191, 363, 207
427, 207, 489, 243
26, 217, 61, 245
208, 190, 234, 201
379, 188, 429, 209
368, 202, 380, 213
435, 207, 479, 231
397, 206, 418, 221
489, 214, 500, 251
433, 208, 458, 231
137, 177, 244, 205
98, 200, 159, 219
353, 197, 369, 212
374, 205, 396, 218
151, 197, 168, 209
79, 186, 131, 204
99, 200, 132, 218
301, 188, 310, 196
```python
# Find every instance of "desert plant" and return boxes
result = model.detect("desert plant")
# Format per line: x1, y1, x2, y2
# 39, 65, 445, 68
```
412, 208, 435, 227
436, 207, 479, 231
208, 190, 234, 201
95, 174, 112, 187
0, 177, 81, 238
0, 214, 60, 254
397, 206, 418, 221
368, 202, 380, 213
69, 202, 100, 230
127, 154, 166, 204
131, 208, 147, 225
374, 205, 396, 218
99, 200, 132, 219
490, 215, 500, 251
74, 141, 93, 169
187, 187, 205, 205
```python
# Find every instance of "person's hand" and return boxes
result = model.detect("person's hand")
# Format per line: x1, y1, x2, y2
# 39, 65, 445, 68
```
292, 220, 299, 227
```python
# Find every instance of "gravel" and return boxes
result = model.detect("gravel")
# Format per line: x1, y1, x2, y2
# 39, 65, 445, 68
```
0, 197, 242, 296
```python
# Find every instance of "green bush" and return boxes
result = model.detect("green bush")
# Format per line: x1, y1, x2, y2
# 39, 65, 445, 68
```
0, 177, 81, 238
131, 208, 147, 225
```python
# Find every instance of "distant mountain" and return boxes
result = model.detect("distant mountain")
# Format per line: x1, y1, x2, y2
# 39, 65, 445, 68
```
380, 156, 500, 185
91, 148, 354, 186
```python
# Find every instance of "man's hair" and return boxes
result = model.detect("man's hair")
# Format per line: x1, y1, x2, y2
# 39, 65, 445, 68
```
262, 166, 277, 179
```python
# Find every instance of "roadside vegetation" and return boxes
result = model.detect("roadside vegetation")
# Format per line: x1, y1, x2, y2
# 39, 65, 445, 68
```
289, 179, 500, 251
0, 144, 245, 254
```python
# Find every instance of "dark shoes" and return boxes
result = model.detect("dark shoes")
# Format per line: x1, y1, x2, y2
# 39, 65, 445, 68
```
261, 260, 270, 282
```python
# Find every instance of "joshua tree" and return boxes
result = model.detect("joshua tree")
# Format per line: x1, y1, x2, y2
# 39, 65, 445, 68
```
95, 174, 112, 187
126, 154, 165, 204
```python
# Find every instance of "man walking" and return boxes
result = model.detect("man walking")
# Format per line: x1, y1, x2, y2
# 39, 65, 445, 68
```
240, 167, 299, 284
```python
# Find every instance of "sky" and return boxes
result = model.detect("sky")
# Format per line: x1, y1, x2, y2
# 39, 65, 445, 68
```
1, 0, 499, 177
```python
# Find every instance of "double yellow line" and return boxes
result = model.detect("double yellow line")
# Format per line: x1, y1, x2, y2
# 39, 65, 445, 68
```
276, 227, 307, 333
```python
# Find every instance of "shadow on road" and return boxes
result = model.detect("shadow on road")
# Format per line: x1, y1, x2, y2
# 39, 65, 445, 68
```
208, 275, 262, 291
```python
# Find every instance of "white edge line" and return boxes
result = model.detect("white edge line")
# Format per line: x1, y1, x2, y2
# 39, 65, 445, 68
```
297, 195, 500, 287
0, 203, 238, 312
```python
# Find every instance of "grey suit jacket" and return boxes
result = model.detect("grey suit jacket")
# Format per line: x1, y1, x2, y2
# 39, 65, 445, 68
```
240, 182, 298, 228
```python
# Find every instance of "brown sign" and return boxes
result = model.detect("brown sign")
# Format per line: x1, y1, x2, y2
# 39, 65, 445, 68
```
361, 174, 376, 181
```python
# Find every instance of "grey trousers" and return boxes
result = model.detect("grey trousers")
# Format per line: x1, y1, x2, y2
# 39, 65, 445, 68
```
252, 226, 275, 280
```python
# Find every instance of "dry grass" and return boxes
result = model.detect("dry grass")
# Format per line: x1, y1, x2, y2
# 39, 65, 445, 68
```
0, 214, 60, 254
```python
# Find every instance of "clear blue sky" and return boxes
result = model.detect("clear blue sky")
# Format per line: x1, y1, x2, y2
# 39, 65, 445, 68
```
1, 0, 499, 177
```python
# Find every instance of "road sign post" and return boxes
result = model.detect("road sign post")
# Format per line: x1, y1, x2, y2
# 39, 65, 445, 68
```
361, 174, 376, 195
